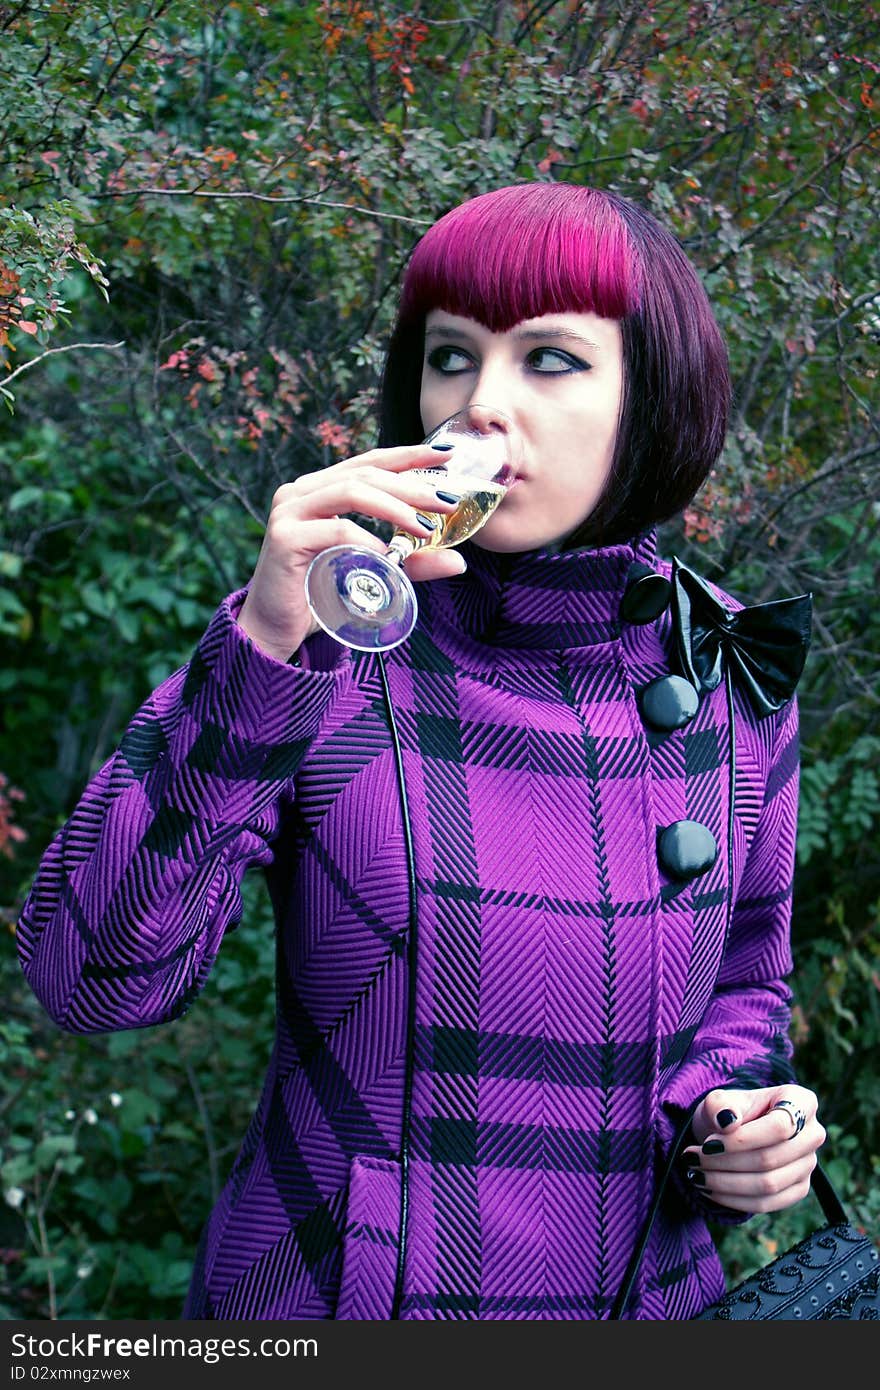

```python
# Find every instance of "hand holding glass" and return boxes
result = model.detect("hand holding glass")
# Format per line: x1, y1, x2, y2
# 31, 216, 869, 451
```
304, 406, 522, 651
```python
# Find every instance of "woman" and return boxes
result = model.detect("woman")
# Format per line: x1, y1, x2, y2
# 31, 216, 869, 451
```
16, 182, 824, 1320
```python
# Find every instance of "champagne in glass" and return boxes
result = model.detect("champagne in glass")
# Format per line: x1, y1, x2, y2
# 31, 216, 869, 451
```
304, 406, 521, 652
386, 479, 508, 557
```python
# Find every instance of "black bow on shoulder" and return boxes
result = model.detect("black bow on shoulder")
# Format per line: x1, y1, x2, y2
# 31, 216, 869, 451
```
671, 559, 813, 719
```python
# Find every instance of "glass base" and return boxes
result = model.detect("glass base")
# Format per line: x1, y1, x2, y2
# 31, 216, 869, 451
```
304, 544, 418, 652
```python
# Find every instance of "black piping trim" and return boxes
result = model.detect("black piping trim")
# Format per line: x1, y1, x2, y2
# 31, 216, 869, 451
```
377, 650, 419, 1321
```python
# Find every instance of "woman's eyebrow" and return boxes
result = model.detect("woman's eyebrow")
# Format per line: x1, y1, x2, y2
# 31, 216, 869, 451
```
424, 323, 475, 340
423, 323, 601, 350
515, 327, 600, 349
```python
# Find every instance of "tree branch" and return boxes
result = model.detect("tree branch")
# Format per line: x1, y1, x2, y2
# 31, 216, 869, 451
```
93, 185, 433, 226
3, 340, 125, 387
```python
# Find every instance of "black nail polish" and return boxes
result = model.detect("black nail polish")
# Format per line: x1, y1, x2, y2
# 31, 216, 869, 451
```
435, 490, 461, 504
679, 1150, 700, 1167
687, 1169, 707, 1186
430, 443, 453, 451
702, 1139, 724, 1155
717, 1109, 737, 1128
415, 513, 436, 531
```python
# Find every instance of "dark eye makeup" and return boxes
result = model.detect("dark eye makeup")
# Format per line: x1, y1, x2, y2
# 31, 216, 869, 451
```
425, 345, 473, 374
527, 347, 589, 373
425, 345, 590, 375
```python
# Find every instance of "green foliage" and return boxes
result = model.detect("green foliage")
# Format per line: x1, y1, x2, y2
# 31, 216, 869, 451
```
799, 738, 880, 866
2, 0, 878, 1318
1, 875, 276, 1320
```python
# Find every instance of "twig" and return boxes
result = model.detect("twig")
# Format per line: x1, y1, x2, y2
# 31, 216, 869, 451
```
94, 187, 434, 226
3, 341, 125, 386
32, 1170, 57, 1321
182, 1053, 219, 1206
97, 1250, 123, 1320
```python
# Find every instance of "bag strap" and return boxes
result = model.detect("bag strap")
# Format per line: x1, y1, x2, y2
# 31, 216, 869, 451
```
609, 1105, 850, 1320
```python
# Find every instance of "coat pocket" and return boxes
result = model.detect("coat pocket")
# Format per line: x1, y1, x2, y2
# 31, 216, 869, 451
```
335, 1154, 401, 1320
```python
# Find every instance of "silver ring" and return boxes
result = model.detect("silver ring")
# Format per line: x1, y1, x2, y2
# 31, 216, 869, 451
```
773, 1099, 807, 1138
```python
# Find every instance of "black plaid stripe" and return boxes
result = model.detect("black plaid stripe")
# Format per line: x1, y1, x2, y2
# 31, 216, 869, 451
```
683, 727, 722, 777
408, 623, 458, 675
290, 682, 397, 836
343, 1220, 398, 1250
460, 721, 584, 774
419, 1021, 682, 1089
305, 836, 409, 953
476, 885, 657, 920
454, 721, 648, 778
414, 1115, 645, 1173
765, 720, 800, 802
404, 1291, 611, 1316
120, 717, 169, 780
415, 712, 464, 763
208, 1192, 346, 1319
181, 644, 211, 707
186, 720, 313, 783
141, 800, 197, 858
275, 968, 392, 1161
83, 930, 197, 980
493, 619, 624, 649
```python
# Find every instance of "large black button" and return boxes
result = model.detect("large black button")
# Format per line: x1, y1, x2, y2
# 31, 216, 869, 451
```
620, 562, 672, 624
657, 820, 718, 882
639, 675, 699, 731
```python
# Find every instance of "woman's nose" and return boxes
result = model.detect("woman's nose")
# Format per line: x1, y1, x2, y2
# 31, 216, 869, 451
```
465, 401, 514, 436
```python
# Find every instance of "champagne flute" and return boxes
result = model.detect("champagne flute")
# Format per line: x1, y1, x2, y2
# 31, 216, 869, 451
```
304, 405, 522, 651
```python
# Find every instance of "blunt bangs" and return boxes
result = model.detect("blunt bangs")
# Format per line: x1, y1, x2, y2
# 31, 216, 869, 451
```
397, 184, 641, 331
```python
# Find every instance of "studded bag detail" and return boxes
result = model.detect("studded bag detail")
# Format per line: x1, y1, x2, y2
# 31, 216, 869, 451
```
693, 1210, 879, 1320
612, 1140, 880, 1320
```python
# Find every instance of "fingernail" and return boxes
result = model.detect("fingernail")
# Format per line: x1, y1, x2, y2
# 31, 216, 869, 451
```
717, 1110, 737, 1128
687, 1170, 707, 1186
702, 1139, 724, 1155
415, 513, 436, 531
435, 490, 461, 504
430, 443, 454, 451
679, 1150, 700, 1167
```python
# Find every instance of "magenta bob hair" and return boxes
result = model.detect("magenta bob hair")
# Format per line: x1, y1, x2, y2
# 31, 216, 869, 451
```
377, 182, 731, 546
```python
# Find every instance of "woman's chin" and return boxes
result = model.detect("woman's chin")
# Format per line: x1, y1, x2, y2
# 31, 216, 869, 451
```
472, 516, 570, 554
473, 535, 562, 554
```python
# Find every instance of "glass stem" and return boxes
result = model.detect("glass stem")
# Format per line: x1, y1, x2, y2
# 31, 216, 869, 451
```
386, 534, 418, 565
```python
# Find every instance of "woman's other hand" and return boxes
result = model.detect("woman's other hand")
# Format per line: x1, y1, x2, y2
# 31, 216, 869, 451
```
237, 444, 466, 663
681, 1086, 826, 1214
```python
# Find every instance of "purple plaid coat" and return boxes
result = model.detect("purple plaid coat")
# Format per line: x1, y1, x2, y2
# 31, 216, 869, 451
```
17, 529, 804, 1319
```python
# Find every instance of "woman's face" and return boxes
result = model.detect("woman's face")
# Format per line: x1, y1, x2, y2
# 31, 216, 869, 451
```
419, 308, 624, 552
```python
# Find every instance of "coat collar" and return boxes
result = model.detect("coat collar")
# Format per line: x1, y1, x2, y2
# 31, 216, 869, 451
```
423, 529, 659, 652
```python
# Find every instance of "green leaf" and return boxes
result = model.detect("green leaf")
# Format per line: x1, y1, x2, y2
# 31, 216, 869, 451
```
35, 1135, 78, 1167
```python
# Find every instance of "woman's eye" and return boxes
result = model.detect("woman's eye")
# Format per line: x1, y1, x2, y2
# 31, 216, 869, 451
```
426, 345, 473, 374
528, 347, 588, 373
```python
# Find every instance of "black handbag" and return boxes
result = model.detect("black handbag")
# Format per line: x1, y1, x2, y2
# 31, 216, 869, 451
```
611, 1132, 880, 1320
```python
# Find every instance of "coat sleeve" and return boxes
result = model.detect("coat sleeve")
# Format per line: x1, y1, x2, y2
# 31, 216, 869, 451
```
655, 692, 802, 1198
15, 589, 351, 1034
